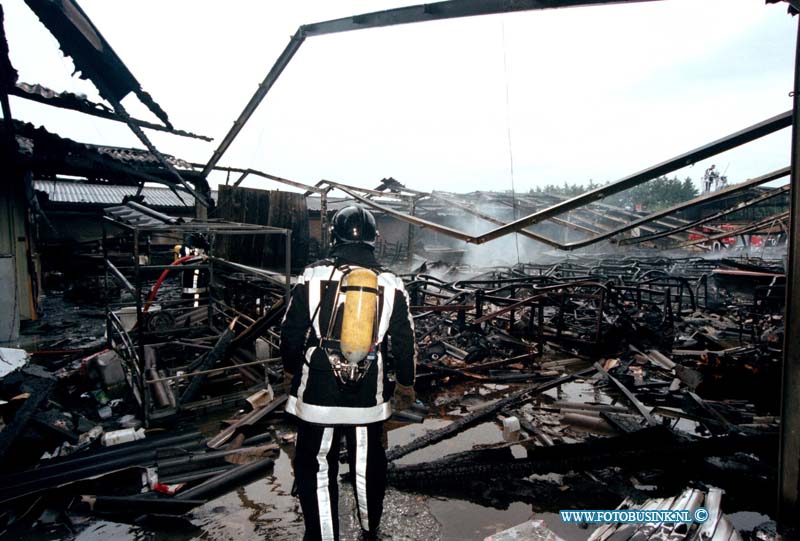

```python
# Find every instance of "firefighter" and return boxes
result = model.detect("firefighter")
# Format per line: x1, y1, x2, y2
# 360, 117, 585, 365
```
702, 165, 719, 194
280, 205, 417, 541
178, 233, 209, 308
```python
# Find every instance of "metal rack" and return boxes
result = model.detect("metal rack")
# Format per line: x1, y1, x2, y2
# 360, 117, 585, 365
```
102, 205, 292, 422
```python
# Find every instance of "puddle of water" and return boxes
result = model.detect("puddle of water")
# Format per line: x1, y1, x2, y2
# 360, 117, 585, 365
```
188, 449, 305, 541
726, 510, 773, 533
534, 512, 601, 541
428, 497, 531, 540
73, 521, 140, 541
542, 379, 612, 405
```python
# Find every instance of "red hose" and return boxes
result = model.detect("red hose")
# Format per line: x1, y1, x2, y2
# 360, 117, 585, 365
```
144, 255, 205, 312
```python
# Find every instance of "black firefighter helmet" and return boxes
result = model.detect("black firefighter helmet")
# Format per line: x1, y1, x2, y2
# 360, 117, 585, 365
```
331, 205, 377, 247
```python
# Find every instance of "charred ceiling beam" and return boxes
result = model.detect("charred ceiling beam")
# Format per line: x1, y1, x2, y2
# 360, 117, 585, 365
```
337, 111, 780, 250
202, 0, 665, 176
23, 0, 170, 126
335, 184, 476, 242
9, 83, 213, 141
201, 29, 305, 178
491, 186, 701, 240
426, 191, 567, 249
334, 164, 791, 251
195, 164, 326, 195
531, 167, 787, 246
474, 192, 602, 236
6, 121, 203, 204
472, 110, 792, 243
321, 179, 417, 200
21, 0, 210, 207
301, 0, 663, 36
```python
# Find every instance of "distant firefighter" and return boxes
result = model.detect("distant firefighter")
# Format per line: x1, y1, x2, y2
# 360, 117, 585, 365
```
177, 233, 209, 308
702, 165, 720, 194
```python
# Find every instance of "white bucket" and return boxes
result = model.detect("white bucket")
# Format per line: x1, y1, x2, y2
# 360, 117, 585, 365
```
114, 305, 160, 333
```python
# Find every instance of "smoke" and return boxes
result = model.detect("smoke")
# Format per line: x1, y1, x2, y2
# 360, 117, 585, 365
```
431, 200, 551, 268
414, 195, 789, 270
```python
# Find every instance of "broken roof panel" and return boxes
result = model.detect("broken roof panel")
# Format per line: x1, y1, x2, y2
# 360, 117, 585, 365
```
94, 146, 193, 170
0, 348, 29, 379
23, 0, 171, 127
35, 181, 218, 209
9, 82, 212, 141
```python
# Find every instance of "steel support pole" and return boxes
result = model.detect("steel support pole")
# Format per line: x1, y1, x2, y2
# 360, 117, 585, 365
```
285, 230, 292, 304
778, 15, 800, 525
320, 190, 329, 258
408, 197, 417, 261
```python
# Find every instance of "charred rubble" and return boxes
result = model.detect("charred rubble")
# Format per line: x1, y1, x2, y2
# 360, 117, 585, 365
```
382, 255, 783, 541
0, 247, 787, 539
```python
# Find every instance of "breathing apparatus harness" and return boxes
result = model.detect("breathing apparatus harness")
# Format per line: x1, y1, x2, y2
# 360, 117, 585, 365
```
306, 263, 382, 390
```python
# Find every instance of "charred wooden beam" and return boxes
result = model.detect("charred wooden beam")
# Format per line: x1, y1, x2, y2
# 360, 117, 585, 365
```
386, 367, 595, 461
0, 373, 55, 462
179, 318, 238, 404
388, 427, 775, 487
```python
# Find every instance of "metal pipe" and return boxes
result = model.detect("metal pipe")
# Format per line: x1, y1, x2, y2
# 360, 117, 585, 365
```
158, 369, 177, 408
144, 357, 280, 384
175, 457, 275, 500
148, 367, 170, 408
106, 260, 135, 294
125, 201, 180, 225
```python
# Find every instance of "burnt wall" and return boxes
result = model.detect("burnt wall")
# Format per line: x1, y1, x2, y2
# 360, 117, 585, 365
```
215, 186, 309, 272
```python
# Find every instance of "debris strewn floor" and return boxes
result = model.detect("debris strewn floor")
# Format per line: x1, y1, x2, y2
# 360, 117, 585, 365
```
1, 255, 791, 540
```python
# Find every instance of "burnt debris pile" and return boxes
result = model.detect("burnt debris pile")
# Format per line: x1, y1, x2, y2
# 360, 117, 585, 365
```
382, 255, 783, 536
0, 252, 786, 539
0, 205, 298, 536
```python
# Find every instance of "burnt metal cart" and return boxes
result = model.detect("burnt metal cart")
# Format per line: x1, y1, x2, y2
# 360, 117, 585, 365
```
102, 202, 292, 424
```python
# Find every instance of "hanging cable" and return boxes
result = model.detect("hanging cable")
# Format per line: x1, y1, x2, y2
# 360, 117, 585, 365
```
501, 19, 521, 266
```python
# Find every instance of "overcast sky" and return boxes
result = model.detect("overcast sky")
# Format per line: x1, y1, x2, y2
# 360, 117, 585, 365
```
3, 0, 797, 198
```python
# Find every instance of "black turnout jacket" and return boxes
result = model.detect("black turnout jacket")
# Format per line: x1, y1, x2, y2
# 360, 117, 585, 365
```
280, 244, 417, 425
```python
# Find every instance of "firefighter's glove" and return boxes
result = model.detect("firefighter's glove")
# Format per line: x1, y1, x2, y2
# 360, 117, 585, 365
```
393, 383, 415, 412
284, 371, 294, 384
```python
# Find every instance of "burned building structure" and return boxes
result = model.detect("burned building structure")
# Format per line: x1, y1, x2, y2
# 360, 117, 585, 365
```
2, 0, 800, 540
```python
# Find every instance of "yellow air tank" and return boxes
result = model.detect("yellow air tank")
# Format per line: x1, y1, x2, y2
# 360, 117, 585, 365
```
340, 268, 378, 364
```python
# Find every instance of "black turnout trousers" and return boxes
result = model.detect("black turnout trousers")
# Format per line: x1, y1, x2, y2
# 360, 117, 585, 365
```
294, 421, 386, 541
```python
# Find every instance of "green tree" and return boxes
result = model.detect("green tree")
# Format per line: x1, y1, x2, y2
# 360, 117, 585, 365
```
532, 176, 698, 211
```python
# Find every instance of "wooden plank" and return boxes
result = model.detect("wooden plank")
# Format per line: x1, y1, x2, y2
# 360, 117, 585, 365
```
594, 362, 657, 427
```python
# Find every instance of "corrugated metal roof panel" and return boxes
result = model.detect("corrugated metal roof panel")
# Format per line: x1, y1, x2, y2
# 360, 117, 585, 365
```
95, 146, 193, 169
305, 196, 353, 212
105, 204, 176, 228
35, 181, 217, 208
